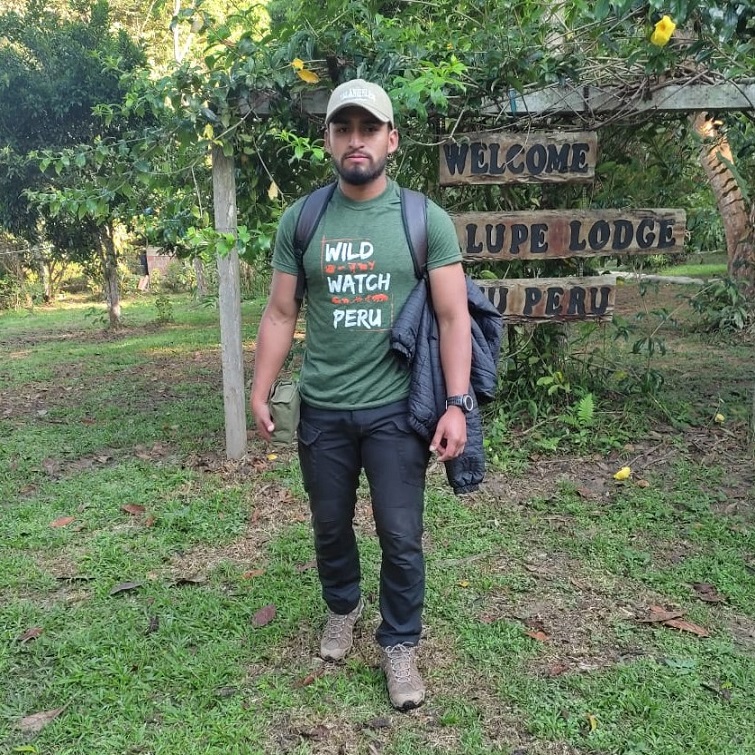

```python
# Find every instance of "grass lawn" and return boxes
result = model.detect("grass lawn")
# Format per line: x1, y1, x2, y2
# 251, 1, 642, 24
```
656, 252, 728, 279
1, 290, 753, 755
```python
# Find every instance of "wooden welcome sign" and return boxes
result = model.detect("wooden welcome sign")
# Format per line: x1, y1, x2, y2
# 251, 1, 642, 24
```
441, 130, 687, 323
439, 131, 597, 185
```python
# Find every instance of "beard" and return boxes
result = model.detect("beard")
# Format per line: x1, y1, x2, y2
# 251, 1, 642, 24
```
333, 154, 388, 186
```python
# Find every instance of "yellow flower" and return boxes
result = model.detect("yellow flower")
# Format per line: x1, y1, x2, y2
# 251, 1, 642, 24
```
650, 15, 676, 46
296, 68, 320, 84
714, 413, 725, 423
613, 466, 631, 481
291, 58, 320, 84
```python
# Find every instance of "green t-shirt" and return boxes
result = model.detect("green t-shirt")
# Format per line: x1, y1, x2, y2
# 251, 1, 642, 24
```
273, 180, 461, 410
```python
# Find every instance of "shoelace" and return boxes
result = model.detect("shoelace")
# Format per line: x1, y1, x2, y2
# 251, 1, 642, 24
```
384, 644, 415, 683
324, 611, 353, 640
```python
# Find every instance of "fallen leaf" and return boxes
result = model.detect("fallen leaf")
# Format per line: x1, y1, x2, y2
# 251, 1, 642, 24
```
17, 707, 66, 734
692, 582, 726, 603
636, 479, 650, 488
296, 559, 317, 573
214, 686, 239, 698
121, 504, 146, 516
242, 569, 265, 579
575, 486, 599, 499
301, 724, 330, 740
109, 581, 143, 596
526, 630, 549, 642
662, 618, 710, 637
170, 575, 206, 586
458, 579, 470, 587
291, 57, 304, 70
17, 627, 43, 643
701, 681, 732, 701
251, 604, 276, 627
294, 668, 325, 687
523, 617, 547, 632
50, 516, 75, 528
637, 605, 686, 623
362, 717, 392, 730
613, 466, 631, 481
586, 713, 598, 732
544, 662, 569, 677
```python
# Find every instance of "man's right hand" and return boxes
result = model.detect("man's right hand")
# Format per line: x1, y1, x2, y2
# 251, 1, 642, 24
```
251, 397, 275, 443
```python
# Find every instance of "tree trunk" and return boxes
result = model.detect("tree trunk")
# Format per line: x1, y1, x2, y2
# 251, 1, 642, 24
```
691, 113, 755, 295
734, 201, 755, 297
212, 145, 247, 459
100, 223, 122, 328
193, 256, 208, 297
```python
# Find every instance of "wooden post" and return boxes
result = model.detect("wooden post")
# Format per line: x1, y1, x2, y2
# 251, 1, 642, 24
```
212, 145, 247, 459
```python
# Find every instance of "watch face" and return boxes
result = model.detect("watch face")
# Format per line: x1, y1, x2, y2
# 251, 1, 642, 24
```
448, 394, 474, 412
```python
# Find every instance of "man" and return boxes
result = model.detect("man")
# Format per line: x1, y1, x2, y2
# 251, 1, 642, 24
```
250, 79, 472, 711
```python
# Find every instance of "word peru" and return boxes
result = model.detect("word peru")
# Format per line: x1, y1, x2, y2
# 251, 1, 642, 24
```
476, 277, 616, 323
440, 131, 597, 185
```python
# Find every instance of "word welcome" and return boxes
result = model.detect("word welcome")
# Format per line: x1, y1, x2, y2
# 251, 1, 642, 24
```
440, 131, 597, 185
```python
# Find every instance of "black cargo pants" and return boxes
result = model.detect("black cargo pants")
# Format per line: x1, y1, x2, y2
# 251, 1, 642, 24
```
298, 398, 429, 648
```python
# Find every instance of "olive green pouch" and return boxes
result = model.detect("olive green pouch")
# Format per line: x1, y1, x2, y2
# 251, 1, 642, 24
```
268, 379, 301, 445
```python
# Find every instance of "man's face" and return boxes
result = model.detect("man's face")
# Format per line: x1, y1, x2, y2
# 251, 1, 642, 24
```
325, 107, 398, 186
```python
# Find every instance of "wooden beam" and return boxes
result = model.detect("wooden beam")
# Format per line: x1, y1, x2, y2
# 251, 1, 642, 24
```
454, 209, 686, 260
475, 275, 616, 323
212, 146, 247, 460
488, 81, 755, 117
239, 81, 755, 119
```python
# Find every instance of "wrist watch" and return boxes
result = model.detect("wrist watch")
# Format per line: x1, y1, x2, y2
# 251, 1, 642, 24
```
445, 394, 475, 413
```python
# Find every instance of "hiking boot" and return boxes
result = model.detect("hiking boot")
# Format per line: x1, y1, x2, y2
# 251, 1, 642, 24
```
380, 643, 426, 711
320, 598, 364, 661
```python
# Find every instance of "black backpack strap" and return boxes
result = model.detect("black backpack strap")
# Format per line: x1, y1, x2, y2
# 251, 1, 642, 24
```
294, 182, 337, 300
400, 187, 428, 280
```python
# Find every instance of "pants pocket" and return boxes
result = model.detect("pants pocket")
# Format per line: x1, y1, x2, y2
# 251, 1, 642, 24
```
297, 418, 321, 493
384, 417, 429, 490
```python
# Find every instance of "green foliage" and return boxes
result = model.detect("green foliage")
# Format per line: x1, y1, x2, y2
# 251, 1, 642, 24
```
0, 1, 145, 234
154, 293, 175, 323
687, 277, 755, 333
183, 225, 251, 260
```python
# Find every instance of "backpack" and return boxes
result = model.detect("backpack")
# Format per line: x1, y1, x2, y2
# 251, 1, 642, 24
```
293, 182, 429, 300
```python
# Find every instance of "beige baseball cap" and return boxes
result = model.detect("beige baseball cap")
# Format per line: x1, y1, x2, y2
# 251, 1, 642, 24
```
325, 79, 394, 125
